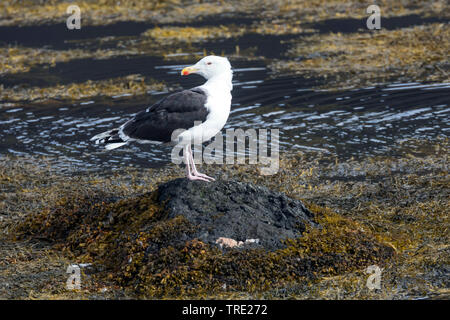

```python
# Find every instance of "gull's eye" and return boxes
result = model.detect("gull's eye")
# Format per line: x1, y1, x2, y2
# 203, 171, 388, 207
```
206, 62, 212, 65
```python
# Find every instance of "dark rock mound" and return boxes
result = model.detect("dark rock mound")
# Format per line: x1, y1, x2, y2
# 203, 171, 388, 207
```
158, 178, 316, 251
16, 178, 395, 297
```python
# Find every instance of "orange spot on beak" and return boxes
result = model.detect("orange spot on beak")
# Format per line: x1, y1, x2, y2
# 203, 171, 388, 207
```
181, 66, 197, 76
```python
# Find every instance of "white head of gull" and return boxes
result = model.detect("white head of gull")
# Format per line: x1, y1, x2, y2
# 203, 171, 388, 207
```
90, 55, 233, 182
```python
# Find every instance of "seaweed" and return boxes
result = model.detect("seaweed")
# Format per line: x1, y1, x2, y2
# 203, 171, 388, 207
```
270, 23, 450, 89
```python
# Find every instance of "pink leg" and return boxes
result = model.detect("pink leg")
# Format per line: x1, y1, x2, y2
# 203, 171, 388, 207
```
184, 145, 210, 182
188, 145, 215, 181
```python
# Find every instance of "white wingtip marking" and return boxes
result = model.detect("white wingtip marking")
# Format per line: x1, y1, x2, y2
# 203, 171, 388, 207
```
90, 130, 113, 141
105, 142, 127, 150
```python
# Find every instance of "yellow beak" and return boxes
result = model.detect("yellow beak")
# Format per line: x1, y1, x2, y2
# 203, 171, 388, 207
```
181, 66, 198, 76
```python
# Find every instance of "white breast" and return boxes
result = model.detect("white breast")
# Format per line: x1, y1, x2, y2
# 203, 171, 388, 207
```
189, 92, 231, 143
177, 68, 233, 145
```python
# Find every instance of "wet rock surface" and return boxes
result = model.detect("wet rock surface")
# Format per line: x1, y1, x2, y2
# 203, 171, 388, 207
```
158, 178, 317, 251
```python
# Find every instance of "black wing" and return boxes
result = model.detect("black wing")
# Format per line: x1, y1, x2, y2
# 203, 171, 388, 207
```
121, 88, 208, 143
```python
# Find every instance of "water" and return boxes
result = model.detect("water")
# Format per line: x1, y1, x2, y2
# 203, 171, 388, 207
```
1, 19, 449, 173
1, 62, 448, 172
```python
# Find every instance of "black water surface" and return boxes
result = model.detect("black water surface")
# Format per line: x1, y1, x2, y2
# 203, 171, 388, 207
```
0, 15, 256, 48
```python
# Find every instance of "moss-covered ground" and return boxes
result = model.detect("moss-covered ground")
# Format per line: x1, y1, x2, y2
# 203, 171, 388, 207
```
1, 138, 448, 299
